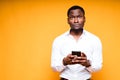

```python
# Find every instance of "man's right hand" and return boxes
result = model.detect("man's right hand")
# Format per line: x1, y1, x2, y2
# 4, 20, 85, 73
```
63, 54, 75, 65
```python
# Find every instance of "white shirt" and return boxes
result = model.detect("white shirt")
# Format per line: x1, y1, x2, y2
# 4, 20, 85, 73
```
51, 30, 102, 80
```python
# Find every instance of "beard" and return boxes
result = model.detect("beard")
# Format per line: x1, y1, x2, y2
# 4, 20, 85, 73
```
70, 27, 83, 33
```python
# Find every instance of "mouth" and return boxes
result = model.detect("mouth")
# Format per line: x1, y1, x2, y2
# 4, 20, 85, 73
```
73, 23, 84, 28
71, 24, 83, 30
73, 23, 80, 26
73, 24, 80, 28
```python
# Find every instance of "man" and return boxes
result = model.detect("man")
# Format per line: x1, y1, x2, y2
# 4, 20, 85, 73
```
51, 5, 102, 80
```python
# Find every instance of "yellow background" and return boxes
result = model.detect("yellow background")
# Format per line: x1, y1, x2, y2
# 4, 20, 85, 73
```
0, 0, 120, 80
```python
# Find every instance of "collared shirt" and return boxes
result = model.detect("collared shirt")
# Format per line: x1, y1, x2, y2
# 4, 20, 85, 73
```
51, 30, 102, 80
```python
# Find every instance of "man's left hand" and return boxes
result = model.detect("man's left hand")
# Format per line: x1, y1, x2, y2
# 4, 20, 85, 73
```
72, 52, 91, 67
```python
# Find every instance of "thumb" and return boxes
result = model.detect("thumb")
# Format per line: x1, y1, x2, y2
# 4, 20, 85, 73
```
81, 52, 86, 57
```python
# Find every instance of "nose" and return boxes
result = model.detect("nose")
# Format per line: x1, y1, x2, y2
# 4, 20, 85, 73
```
74, 17, 79, 23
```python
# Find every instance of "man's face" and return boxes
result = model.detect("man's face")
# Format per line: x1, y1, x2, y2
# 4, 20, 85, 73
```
68, 9, 85, 30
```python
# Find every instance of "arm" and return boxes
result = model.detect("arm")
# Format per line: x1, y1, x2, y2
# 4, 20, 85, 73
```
86, 39, 103, 72
51, 39, 66, 72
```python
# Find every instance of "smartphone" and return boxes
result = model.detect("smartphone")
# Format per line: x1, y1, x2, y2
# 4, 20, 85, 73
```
72, 51, 81, 56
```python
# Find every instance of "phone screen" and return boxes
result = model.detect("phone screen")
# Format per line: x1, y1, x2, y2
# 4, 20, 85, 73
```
72, 51, 81, 56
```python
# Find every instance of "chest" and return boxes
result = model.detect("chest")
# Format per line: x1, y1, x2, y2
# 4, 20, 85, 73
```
60, 38, 94, 58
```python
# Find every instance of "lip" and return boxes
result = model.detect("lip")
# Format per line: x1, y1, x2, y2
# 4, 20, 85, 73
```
73, 26, 80, 30
73, 24, 80, 27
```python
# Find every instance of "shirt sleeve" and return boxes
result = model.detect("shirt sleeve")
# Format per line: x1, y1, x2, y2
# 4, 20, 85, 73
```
51, 39, 66, 72
86, 38, 103, 73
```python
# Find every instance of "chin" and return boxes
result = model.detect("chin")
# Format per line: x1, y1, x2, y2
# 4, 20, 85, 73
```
74, 28, 81, 30
71, 28, 83, 32
74, 27, 83, 30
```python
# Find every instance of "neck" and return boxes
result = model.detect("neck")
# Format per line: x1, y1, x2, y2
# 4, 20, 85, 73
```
70, 28, 83, 41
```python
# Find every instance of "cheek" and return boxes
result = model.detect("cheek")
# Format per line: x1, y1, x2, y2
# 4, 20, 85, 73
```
79, 19, 85, 24
68, 20, 74, 24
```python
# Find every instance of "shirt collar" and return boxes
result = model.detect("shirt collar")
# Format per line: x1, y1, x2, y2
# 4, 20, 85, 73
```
65, 29, 86, 39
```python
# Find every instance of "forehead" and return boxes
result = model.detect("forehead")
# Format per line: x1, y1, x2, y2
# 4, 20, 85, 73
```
69, 9, 84, 16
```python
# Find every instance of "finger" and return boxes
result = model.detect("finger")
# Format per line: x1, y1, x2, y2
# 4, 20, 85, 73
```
73, 59, 87, 63
80, 59, 87, 62
65, 54, 72, 61
76, 57, 87, 60
81, 52, 86, 57
67, 54, 73, 58
69, 54, 76, 59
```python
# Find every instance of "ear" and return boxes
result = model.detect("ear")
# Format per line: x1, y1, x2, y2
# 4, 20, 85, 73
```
84, 16, 86, 23
67, 18, 70, 24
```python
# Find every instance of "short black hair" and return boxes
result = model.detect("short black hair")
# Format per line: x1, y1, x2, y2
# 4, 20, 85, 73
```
67, 5, 85, 17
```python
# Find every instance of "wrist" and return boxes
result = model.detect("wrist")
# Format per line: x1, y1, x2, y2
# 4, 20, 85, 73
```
85, 60, 91, 67
63, 57, 67, 66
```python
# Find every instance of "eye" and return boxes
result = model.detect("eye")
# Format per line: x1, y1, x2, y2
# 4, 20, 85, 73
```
69, 16, 74, 20
77, 16, 83, 18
